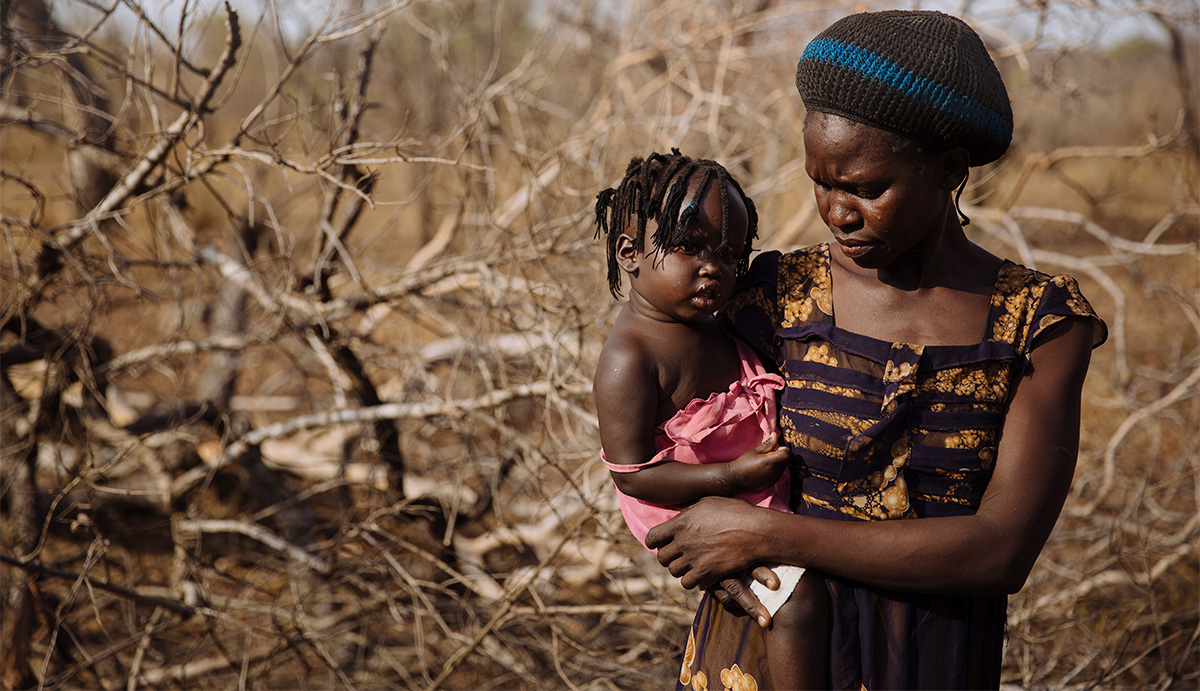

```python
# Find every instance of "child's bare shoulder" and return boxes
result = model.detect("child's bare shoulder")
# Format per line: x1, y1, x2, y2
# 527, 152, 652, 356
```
595, 319, 658, 394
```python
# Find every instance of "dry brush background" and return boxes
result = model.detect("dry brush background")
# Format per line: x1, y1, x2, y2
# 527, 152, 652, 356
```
1, 0, 1197, 688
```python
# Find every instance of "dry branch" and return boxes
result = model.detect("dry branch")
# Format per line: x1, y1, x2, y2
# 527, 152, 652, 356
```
0, 554, 195, 618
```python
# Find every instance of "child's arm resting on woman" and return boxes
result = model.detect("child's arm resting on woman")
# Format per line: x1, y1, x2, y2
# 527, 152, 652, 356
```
595, 335, 790, 507
647, 317, 1095, 595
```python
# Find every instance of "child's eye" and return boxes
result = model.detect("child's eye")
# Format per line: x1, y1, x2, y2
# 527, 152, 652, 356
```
716, 247, 737, 262
677, 243, 699, 254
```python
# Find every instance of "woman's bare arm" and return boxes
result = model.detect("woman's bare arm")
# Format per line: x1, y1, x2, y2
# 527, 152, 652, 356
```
646, 317, 1095, 595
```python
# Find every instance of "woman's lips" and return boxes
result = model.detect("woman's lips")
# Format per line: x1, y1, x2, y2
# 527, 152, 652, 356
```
836, 238, 875, 259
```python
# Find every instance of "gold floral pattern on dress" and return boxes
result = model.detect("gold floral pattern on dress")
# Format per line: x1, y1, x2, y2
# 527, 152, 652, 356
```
691, 670, 709, 691
787, 379, 871, 400
880, 344, 924, 412
782, 297, 814, 328
777, 251, 824, 329
979, 445, 996, 471
801, 492, 840, 512
917, 363, 1010, 401
720, 664, 758, 691
791, 407, 875, 436
913, 491, 974, 507
803, 343, 839, 367
837, 438, 912, 520
882, 360, 911, 383
812, 285, 833, 316
1037, 314, 1066, 336
992, 263, 1035, 300
941, 429, 997, 450
990, 264, 1048, 347
1056, 273, 1096, 317
680, 628, 697, 685
1009, 272, 1104, 348
993, 265, 1105, 351
781, 423, 846, 461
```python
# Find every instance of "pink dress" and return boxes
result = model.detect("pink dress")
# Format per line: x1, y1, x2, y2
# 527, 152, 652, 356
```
603, 339, 790, 549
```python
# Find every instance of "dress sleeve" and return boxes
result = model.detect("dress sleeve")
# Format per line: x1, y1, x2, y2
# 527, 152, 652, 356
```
1024, 272, 1108, 353
722, 250, 782, 365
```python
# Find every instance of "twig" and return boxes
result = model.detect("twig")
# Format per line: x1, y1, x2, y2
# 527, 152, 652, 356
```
170, 380, 583, 495
0, 554, 194, 618
54, 3, 242, 251
175, 520, 329, 573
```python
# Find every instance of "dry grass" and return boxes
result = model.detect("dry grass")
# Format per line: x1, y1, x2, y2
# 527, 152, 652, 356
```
1, 0, 1197, 689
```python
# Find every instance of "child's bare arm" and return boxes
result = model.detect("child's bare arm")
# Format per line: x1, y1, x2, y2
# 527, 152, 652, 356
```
612, 436, 790, 506
595, 333, 788, 506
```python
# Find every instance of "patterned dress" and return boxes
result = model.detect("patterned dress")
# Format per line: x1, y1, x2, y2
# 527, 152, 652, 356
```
675, 243, 1107, 691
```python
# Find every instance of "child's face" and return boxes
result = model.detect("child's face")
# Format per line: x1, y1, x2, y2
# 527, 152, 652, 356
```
618, 180, 748, 323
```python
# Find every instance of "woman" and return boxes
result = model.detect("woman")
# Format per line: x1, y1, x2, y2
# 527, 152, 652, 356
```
645, 10, 1107, 690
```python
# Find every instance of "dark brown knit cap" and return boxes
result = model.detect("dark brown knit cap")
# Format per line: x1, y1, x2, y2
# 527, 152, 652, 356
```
796, 10, 1013, 165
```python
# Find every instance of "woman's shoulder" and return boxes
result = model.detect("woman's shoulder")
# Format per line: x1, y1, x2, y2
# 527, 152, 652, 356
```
742, 242, 829, 294
759, 242, 828, 270
991, 262, 1108, 353
726, 243, 833, 358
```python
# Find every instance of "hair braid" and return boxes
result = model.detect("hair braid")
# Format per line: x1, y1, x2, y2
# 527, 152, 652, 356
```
593, 148, 759, 298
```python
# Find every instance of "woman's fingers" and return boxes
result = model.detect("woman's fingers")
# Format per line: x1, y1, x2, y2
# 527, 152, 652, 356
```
719, 576, 771, 628
711, 581, 748, 616
750, 565, 780, 590
644, 515, 675, 551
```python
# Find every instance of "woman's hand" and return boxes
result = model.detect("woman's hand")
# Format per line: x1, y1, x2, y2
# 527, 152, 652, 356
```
709, 567, 781, 629
645, 496, 774, 589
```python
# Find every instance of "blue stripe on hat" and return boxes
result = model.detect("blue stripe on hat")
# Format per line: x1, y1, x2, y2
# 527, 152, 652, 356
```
800, 38, 1012, 146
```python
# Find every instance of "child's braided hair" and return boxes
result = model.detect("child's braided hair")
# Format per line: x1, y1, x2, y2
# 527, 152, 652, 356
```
593, 148, 759, 298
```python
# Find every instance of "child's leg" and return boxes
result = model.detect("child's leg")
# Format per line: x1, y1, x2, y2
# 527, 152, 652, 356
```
762, 572, 828, 690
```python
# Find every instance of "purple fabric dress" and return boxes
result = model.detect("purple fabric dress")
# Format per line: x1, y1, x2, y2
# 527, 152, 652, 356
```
675, 243, 1107, 691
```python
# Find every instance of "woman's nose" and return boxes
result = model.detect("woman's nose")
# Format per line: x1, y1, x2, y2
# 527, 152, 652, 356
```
827, 191, 860, 227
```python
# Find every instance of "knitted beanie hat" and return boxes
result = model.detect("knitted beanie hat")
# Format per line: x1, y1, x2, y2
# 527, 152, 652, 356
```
796, 10, 1013, 166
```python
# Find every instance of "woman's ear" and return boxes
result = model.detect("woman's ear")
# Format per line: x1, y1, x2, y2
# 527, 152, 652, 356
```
615, 233, 640, 275
938, 147, 971, 191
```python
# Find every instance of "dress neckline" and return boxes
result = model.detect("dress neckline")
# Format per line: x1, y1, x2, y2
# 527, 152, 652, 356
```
817, 242, 1012, 350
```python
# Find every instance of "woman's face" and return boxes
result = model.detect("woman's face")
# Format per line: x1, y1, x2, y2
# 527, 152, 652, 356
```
803, 112, 963, 269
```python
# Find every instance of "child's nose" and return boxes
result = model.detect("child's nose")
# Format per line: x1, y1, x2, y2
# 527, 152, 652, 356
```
698, 254, 722, 276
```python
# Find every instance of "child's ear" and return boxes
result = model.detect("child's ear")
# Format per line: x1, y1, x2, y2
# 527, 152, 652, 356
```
615, 233, 640, 274
938, 147, 971, 191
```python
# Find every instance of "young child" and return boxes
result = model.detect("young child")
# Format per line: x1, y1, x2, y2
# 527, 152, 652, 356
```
592, 149, 827, 689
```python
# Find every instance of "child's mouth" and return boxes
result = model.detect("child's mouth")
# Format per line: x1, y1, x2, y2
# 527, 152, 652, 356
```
693, 283, 720, 309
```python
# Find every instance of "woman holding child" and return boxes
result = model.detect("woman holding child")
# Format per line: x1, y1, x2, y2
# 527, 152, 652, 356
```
642, 10, 1107, 690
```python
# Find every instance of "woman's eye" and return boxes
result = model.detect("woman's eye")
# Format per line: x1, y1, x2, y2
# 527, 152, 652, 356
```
677, 243, 698, 254
856, 189, 881, 199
